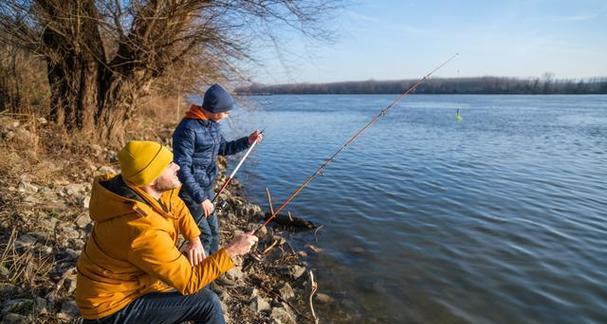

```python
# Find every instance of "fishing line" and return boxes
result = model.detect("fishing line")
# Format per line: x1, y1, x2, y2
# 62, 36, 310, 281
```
254, 53, 460, 234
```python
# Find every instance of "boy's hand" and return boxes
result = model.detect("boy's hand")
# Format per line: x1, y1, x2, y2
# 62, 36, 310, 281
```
185, 237, 206, 266
201, 199, 214, 217
248, 130, 264, 145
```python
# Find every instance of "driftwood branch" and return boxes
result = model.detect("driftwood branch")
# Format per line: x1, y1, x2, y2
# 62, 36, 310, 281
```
308, 270, 319, 324
265, 187, 275, 215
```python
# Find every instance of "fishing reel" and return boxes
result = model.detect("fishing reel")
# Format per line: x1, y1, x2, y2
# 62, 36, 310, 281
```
213, 199, 229, 214
250, 249, 265, 262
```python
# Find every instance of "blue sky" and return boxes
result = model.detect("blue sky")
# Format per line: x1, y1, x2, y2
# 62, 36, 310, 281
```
247, 0, 607, 84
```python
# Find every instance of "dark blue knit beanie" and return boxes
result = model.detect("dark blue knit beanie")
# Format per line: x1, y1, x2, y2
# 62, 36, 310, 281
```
202, 84, 234, 113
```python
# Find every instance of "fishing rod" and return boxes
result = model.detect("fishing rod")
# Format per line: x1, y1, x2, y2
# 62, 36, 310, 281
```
212, 128, 265, 206
253, 53, 459, 234
180, 128, 264, 252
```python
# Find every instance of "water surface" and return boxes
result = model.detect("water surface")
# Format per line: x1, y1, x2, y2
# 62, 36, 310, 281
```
222, 95, 607, 323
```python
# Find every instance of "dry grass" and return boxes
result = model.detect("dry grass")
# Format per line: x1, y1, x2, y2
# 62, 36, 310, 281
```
0, 93, 185, 322
1, 228, 54, 293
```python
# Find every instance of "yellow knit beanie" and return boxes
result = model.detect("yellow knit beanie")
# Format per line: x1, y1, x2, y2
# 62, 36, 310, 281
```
118, 141, 173, 186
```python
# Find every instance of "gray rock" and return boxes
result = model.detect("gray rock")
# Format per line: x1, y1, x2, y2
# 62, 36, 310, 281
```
247, 288, 259, 299
81, 196, 91, 208
270, 306, 296, 324
225, 266, 244, 282
15, 234, 37, 250
249, 296, 271, 313
34, 297, 48, 315
28, 230, 51, 242
62, 248, 80, 260
37, 187, 54, 196
63, 183, 87, 196
17, 181, 39, 194
97, 165, 117, 175
282, 265, 306, 280
60, 227, 81, 240
315, 293, 334, 304
107, 150, 118, 163
58, 299, 79, 319
257, 225, 268, 236
305, 244, 323, 253
38, 217, 59, 230
70, 239, 85, 250
278, 283, 295, 300
0, 283, 17, 295
65, 274, 78, 294
35, 244, 53, 255
2, 313, 28, 324
74, 213, 92, 228
2, 299, 34, 315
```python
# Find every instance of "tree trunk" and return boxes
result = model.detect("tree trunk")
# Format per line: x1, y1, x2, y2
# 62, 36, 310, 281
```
38, 0, 144, 142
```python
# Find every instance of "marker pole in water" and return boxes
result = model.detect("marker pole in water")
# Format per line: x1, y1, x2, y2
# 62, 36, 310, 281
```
254, 53, 459, 234
212, 129, 264, 204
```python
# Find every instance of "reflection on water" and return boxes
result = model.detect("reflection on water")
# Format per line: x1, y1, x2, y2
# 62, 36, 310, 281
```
222, 95, 607, 323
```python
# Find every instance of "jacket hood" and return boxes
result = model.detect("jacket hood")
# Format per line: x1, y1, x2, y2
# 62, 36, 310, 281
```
89, 173, 175, 223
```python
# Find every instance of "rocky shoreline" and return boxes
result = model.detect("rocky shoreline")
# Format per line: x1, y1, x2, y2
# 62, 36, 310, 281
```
0, 116, 330, 323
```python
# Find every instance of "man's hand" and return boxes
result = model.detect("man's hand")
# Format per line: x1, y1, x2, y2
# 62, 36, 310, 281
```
225, 232, 258, 257
248, 129, 264, 145
201, 199, 214, 218
185, 237, 206, 266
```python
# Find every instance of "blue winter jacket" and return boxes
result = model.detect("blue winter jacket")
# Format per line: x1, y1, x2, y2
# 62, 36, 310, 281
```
173, 118, 250, 204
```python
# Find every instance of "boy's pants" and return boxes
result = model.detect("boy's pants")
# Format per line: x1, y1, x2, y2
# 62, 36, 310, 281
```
181, 192, 220, 255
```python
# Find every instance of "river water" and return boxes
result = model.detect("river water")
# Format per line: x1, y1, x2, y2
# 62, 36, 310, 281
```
221, 94, 607, 323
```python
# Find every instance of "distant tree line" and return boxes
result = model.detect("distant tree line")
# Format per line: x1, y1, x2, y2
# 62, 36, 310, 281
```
236, 76, 607, 95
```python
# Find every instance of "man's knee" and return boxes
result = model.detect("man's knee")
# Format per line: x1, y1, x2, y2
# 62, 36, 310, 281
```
192, 288, 224, 323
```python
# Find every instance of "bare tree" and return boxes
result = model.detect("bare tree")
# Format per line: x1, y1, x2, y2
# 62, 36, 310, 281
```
0, 0, 341, 143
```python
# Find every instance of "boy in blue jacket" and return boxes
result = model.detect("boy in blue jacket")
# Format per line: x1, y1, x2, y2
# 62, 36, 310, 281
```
173, 84, 263, 255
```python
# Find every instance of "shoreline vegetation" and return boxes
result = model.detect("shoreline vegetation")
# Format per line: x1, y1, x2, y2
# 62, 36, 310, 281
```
236, 76, 607, 95
0, 108, 329, 323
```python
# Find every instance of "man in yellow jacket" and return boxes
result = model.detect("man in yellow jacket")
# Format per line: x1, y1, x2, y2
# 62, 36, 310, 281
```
75, 141, 257, 323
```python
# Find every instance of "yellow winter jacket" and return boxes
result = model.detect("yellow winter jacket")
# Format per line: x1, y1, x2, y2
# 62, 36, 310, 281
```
75, 174, 235, 319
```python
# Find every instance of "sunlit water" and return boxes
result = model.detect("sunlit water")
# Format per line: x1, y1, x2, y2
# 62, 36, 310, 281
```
220, 95, 607, 323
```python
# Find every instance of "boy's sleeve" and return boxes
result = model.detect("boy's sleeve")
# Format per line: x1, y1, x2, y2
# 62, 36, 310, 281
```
218, 134, 250, 156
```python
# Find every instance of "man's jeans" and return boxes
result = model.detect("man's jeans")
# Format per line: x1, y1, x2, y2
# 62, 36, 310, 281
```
181, 193, 220, 255
82, 288, 224, 324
